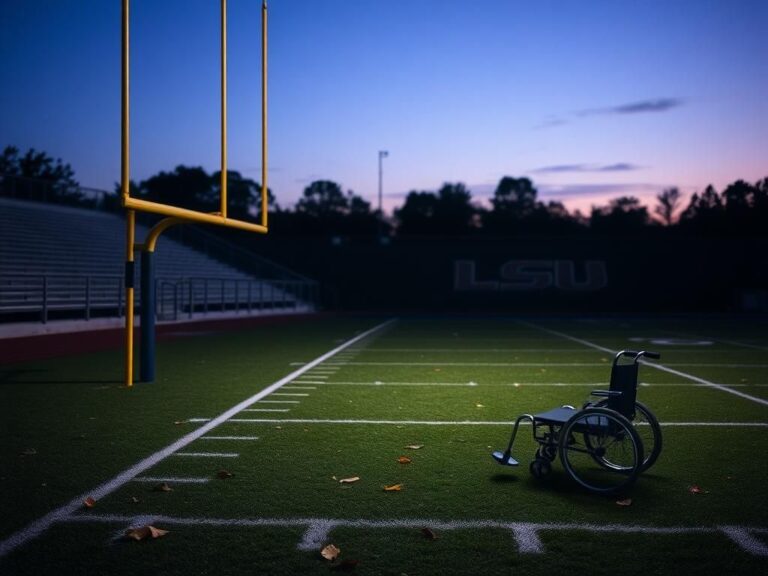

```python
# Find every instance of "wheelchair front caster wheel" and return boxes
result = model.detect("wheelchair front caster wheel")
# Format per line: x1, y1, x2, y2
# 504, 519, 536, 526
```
530, 457, 551, 479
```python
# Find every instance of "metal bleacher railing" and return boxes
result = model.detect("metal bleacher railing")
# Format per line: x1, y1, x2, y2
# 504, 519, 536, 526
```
0, 176, 319, 323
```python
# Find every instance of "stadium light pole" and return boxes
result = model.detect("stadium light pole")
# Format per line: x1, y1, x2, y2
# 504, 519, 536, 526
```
378, 150, 388, 241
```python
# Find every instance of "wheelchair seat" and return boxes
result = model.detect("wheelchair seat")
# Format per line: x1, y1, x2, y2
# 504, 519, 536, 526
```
533, 406, 576, 425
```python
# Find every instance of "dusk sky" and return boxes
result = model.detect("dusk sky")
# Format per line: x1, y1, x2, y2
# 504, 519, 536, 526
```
1, 0, 766, 215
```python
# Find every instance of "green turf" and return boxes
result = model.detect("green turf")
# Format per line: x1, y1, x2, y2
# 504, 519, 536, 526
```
1, 315, 767, 575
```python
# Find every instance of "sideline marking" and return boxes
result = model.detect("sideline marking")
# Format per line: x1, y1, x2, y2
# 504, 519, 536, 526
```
521, 321, 768, 407
0, 319, 396, 560
61, 514, 768, 557
222, 418, 768, 427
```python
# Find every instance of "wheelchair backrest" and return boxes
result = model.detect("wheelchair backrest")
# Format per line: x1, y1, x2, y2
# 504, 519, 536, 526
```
607, 352, 641, 419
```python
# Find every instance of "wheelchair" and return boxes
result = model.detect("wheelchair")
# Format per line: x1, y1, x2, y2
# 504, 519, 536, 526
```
492, 350, 663, 494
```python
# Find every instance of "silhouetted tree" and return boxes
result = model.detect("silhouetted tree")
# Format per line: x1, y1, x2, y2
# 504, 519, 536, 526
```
678, 184, 723, 234
590, 196, 649, 233
295, 180, 348, 219
137, 165, 214, 213
0, 145, 81, 203
654, 187, 682, 226
291, 179, 379, 236
395, 182, 477, 235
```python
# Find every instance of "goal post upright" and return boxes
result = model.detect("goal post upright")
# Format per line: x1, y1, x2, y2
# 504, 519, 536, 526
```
120, 0, 270, 387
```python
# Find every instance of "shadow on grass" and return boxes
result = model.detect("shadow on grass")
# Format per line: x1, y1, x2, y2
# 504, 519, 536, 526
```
490, 473, 521, 484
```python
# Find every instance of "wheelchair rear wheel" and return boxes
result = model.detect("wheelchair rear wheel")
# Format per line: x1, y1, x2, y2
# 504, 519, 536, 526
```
593, 399, 662, 471
559, 407, 643, 494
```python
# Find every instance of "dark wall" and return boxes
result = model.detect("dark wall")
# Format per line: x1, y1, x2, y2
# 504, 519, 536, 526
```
250, 234, 768, 313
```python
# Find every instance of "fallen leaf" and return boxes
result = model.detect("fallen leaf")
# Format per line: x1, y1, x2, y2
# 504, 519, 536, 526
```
20, 448, 37, 456
405, 444, 423, 450
320, 544, 340, 561
475, 403, 484, 408
83, 496, 96, 508
615, 498, 632, 507
384, 484, 403, 492
689, 484, 708, 494
152, 482, 173, 492
330, 559, 359, 572
339, 477, 360, 484
216, 470, 234, 479
421, 527, 439, 540
131, 496, 141, 504
124, 525, 169, 541
275, 426, 283, 430
397, 456, 412, 464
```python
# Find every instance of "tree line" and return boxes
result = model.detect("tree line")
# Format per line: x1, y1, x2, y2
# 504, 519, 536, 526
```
2, 145, 766, 237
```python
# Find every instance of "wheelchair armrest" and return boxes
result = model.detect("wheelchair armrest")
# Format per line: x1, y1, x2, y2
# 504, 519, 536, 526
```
590, 390, 622, 397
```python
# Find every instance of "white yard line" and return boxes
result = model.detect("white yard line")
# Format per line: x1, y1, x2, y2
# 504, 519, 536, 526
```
0, 318, 396, 560
132, 477, 211, 484
520, 321, 768, 408
257, 400, 300, 404
241, 408, 291, 413
200, 436, 260, 441
221, 418, 768, 427
173, 452, 239, 458
307, 380, 767, 388
61, 513, 768, 556
271, 393, 310, 397
328, 362, 613, 366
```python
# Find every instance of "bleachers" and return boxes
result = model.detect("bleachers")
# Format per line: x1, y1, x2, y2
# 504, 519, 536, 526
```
0, 197, 317, 322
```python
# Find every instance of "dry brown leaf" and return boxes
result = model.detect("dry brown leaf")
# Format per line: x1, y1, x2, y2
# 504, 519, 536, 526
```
405, 444, 424, 450
216, 470, 234, 479
397, 456, 412, 464
339, 476, 360, 484
83, 496, 96, 508
383, 484, 403, 492
152, 482, 173, 492
615, 498, 632, 507
124, 525, 169, 541
320, 544, 340, 561
421, 527, 439, 540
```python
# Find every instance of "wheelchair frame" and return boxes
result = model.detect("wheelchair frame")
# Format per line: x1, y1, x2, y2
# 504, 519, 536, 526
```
492, 350, 663, 494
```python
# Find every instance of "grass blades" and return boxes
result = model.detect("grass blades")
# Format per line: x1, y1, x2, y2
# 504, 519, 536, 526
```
1, 315, 767, 575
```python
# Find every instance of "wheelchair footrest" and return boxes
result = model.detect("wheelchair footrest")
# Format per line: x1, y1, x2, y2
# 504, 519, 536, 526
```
492, 451, 519, 466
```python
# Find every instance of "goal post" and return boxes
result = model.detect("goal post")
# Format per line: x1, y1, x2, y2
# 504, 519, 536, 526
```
120, 0, 270, 387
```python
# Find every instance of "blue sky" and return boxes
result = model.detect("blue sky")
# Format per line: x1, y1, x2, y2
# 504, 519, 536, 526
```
1, 0, 766, 214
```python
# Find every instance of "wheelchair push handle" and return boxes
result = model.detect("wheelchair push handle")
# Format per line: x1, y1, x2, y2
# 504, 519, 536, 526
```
615, 350, 661, 363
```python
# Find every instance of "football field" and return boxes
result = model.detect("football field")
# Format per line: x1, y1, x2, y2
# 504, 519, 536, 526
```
1, 315, 767, 575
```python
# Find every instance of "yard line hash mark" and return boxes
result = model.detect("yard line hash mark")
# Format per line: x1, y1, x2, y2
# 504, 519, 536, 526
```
61, 514, 768, 557
0, 318, 397, 560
